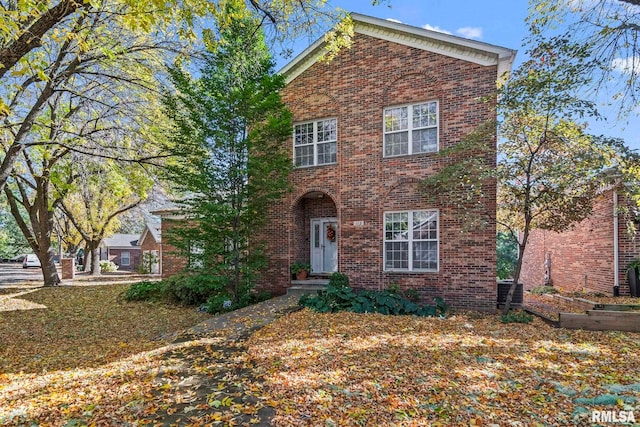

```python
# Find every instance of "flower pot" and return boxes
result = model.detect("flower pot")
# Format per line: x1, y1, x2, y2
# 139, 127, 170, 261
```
296, 269, 308, 280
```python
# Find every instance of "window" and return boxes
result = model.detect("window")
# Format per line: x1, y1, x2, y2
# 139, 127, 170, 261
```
384, 210, 438, 271
294, 118, 337, 167
120, 251, 131, 266
384, 101, 438, 157
189, 242, 204, 269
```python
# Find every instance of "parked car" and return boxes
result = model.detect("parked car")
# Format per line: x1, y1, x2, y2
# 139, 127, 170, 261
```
9, 254, 26, 263
22, 254, 41, 268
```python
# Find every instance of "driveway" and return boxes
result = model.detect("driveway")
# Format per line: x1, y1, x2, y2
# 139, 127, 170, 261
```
0, 262, 44, 287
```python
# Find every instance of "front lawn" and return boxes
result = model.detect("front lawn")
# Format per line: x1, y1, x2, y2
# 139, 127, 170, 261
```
248, 310, 640, 426
2, 294, 639, 426
0, 284, 210, 373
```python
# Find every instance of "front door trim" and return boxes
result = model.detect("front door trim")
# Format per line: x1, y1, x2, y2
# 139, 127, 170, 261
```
310, 217, 338, 274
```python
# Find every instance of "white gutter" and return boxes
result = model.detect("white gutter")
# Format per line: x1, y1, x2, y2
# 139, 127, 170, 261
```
613, 190, 620, 289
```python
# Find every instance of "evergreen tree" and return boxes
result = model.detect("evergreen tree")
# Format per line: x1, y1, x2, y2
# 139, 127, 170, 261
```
163, 0, 292, 306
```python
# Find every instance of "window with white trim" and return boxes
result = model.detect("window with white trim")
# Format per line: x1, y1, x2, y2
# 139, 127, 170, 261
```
120, 251, 131, 266
294, 118, 337, 167
384, 210, 438, 271
189, 241, 204, 269
383, 101, 438, 157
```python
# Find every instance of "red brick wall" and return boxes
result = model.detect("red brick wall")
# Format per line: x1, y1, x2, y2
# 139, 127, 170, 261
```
139, 232, 159, 253
160, 218, 188, 278
108, 248, 141, 271
255, 33, 498, 310
520, 190, 636, 295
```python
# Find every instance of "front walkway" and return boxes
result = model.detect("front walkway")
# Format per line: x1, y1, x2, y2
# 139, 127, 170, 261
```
176, 294, 302, 341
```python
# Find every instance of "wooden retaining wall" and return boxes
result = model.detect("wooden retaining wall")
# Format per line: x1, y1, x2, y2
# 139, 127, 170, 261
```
559, 310, 640, 332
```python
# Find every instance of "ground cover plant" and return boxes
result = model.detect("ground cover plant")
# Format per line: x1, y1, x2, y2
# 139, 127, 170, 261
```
0, 284, 209, 373
300, 273, 447, 317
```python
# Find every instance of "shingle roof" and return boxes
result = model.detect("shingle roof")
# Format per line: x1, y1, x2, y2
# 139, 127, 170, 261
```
103, 234, 140, 248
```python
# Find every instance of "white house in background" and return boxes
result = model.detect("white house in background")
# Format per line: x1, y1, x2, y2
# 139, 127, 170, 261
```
99, 233, 141, 271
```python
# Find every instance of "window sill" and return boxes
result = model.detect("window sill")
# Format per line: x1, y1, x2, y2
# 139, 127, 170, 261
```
383, 151, 438, 159
293, 162, 337, 170
383, 269, 439, 274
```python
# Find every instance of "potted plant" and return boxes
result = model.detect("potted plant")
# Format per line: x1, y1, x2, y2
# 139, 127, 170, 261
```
291, 261, 311, 280
627, 259, 640, 297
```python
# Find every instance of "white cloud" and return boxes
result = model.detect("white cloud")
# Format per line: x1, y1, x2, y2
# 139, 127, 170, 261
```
422, 24, 452, 35
611, 57, 640, 74
456, 26, 483, 40
386, 18, 402, 24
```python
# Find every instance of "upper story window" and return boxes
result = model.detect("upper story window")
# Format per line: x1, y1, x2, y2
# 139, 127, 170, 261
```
294, 118, 337, 167
383, 101, 438, 157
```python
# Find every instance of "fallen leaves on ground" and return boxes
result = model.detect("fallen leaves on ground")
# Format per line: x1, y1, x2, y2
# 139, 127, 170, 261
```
0, 337, 273, 426
247, 309, 640, 426
524, 293, 585, 321
0, 284, 209, 373
0, 285, 275, 426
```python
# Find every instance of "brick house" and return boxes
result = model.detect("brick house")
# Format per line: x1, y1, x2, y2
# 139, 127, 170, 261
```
252, 14, 516, 311
139, 220, 162, 274
155, 14, 516, 310
154, 206, 188, 278
520, 188, 638, 296
99, 233, 141, 271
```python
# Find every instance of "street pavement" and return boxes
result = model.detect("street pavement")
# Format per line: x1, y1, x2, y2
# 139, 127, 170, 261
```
0, 262, 44, 287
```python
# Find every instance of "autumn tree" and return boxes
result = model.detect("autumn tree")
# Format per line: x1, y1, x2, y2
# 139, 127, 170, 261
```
0, 3, 172, 283
163, 0, 292, 307
59, 157, 153, 275
528, 0, 640, 116
422, 33, 637, 313
4, 147, 70, 286
0, 0, 390, 198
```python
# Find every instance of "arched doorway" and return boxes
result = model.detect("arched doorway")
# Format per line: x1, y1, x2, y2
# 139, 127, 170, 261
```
292, 191, 338, 274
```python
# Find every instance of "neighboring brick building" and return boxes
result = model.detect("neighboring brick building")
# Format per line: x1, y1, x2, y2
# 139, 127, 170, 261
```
100, 234, 141, 271
253, 14, 516, 311
520, 188, 639, 296
153, 206, 188, 278
139, 220, 162, 274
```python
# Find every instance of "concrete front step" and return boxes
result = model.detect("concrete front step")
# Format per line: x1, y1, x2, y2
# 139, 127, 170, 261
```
287, 279, 328, 296
291, 278, 329, 286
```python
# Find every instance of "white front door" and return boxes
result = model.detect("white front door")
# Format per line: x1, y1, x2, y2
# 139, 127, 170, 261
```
311, 218, 338, 274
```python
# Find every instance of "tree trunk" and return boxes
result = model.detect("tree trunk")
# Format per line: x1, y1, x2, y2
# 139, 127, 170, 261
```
502, 234, 528, 314
0, 0, 85, 80
90, 245, 101, 276
40, 250, 61, 286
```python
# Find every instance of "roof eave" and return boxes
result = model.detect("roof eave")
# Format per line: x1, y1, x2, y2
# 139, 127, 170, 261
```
279, 12, 517, 85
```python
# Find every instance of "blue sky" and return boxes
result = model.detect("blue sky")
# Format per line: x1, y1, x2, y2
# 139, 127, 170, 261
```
278, 0, 639, 151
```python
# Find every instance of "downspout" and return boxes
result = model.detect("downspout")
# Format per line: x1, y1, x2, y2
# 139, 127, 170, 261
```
613, 190, 620, 292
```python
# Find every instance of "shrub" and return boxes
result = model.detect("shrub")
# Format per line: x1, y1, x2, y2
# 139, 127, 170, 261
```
124, 272, 272, 313
328, 271, 349, 288
163, 273, 227, 305
300, 273, 446, 317
501, 310, 534, 324
403, 288, 420, 303
530, 286, 558, 295
124, 280, 164, 301
100, 260, 118, 272
137, 252, 159, 274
